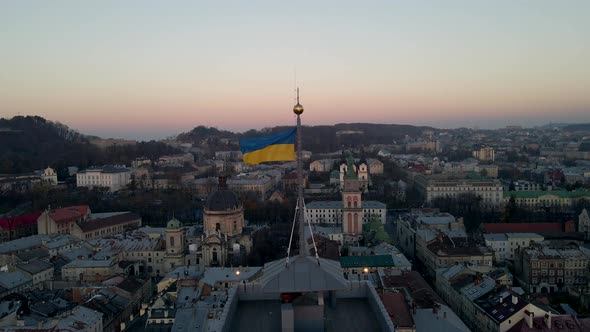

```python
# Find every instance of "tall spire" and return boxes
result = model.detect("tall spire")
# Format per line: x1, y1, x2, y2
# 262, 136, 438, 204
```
293, 88, 305, 256
293, 88, 304, 115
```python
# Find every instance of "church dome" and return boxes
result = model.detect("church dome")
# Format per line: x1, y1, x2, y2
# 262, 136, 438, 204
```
205, 187, 241, 212
167, 217, 181, 229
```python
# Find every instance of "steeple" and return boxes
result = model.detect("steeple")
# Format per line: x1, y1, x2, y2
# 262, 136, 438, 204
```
293, 88, 307, 257
293, 88, 304, 115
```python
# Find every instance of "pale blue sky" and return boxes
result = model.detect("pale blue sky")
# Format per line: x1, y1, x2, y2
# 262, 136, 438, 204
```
1, 1, 589, 139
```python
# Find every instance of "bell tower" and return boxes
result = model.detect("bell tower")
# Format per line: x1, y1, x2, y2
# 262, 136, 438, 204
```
166, 218, 185, 270
342, 154, 363, 235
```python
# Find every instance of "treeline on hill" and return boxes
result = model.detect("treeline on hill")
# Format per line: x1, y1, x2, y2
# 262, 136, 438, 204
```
0, 116, 180, 175
562, 123, 590, 132
178, 123, 433, 153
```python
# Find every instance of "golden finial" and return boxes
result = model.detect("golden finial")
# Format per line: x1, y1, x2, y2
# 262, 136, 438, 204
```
293, 87, 304, 115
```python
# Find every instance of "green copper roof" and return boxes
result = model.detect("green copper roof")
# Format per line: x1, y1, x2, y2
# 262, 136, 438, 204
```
340, 255, 396, 268
505, 190, 590, 199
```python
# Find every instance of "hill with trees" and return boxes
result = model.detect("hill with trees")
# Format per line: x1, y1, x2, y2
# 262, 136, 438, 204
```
177, 123, 433, 153
0, 116, 180, 175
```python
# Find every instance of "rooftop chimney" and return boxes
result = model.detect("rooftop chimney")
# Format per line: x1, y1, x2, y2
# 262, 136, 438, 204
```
544, 313, 551, 329
524, 310, 534, 329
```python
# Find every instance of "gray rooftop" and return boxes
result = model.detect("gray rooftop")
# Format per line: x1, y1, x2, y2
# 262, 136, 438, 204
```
172, 307, 209, 332
0, 270, 32, 289
260, 255, 349, 293
306, 200, 386, 210
14, 248, 50, 262
415, 305, 470, 332
16, 259, 54, 275
461, 276, 496, 300
484, 233, 508, 242
202, 267, 262, 286
0, 235, 46, 254
0, 301, 21, 317
89, 231, 162, 252
78, 166, 129, 174
506, 233, 544, 239
62, 257, 115, 268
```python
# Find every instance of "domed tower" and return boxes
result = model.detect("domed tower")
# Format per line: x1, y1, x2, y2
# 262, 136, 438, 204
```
203, 176, 244, 237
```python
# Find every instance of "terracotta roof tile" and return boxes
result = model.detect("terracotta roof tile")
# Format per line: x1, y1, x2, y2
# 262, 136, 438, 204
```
379, 293, 414, 328
0, 211, 42, 230
48, 205, 89, 223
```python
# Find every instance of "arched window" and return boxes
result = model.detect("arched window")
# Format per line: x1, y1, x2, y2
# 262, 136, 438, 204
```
170, 236, 175, 247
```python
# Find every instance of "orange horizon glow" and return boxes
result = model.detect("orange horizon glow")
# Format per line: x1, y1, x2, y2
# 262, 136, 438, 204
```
1, 1, 589, 139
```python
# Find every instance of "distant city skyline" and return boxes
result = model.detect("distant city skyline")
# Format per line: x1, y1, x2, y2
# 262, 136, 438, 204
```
1, 1, 589, 140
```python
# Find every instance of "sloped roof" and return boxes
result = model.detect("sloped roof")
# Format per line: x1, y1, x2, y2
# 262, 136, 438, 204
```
259, 255, 348, 293
0, 211, 42, 230
340, 255, 396, 268
379, 293, 414, 328
77, 212, 140, 232
16, 259, 53, 275
48, 205, 89, 223
482, 222, 565, 234
504, 190, 590, 199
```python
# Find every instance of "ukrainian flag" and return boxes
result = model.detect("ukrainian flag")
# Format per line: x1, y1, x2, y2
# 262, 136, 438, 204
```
239, 128, 296, 165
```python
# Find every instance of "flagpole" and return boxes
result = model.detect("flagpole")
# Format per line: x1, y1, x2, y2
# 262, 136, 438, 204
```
293, 88, 306, 257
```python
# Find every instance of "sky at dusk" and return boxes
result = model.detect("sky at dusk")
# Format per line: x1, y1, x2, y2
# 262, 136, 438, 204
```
1, 1, 589, 140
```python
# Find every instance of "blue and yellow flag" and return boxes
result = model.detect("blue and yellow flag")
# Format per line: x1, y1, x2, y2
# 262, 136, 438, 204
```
239, 128, 296, 165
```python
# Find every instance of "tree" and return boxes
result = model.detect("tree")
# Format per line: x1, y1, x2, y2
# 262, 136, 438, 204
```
502, 195, 517, 223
